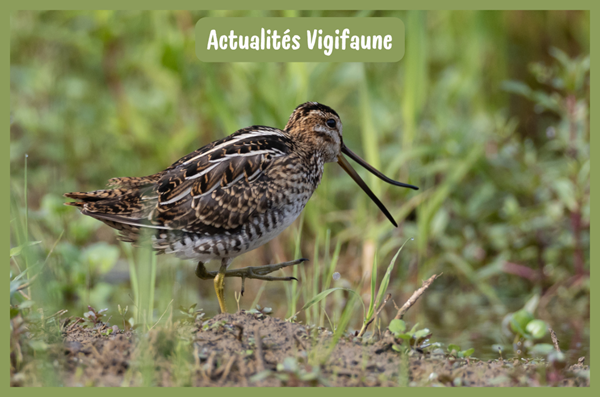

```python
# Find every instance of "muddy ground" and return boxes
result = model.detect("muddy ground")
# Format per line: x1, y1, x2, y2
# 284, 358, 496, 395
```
11, 311, 590, 387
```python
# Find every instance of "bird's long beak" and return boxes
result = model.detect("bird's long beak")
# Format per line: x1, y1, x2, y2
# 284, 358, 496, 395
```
337, 145, 419, 227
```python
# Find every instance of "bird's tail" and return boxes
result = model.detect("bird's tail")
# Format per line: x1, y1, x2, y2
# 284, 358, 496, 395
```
64, 188, 132, 206
64, 185, 160, 243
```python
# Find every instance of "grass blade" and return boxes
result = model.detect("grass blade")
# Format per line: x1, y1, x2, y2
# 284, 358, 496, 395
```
367, 253, 378, 320
301, 287, 362, 314
374, 238, 412, 309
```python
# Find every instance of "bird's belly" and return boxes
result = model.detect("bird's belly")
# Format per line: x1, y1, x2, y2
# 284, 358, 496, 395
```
238, 208, 300, 254
159, 198, 309, 262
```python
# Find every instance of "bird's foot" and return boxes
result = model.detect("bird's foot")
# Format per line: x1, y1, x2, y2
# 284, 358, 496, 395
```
195, 258, 308, 296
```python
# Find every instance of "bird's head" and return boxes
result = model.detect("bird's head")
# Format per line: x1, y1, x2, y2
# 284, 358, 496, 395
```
285, 102, 419, 227
284, 101, 343, 163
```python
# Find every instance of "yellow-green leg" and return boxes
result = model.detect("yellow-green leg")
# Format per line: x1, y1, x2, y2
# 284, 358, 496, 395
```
214, 258, 232, 313
214, 264, 227, 313
195, 258, 308, 313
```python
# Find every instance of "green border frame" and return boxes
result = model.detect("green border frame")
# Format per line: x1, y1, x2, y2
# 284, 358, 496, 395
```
5, 0, 595, 394
4, 1, 597, 10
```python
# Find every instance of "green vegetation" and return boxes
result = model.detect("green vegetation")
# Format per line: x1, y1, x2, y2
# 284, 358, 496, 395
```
10, 10, 589, 385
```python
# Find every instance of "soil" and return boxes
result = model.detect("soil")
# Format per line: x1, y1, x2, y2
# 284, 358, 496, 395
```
12, 311, 590, 387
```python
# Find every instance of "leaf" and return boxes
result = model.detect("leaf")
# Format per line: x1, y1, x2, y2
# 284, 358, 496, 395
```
510, 309, 534, 335
389, 319, 406, 334
374, 240, 410, 311
529, 343, 554, 357
300, 288, 360, 312
10, 241, 41, 258
523, 294, 540, 314
525, 319, 547, 339
10, 247, 21, 258
448, 344, 461, 353
501, 80, 532, 97
462, 348, 475, 357
10, 278, 24, 299
28, 340, 49, 351
366, 255, 378, 320
280, 357, 298, 372
408, 323, 419, 335
11, 269, 30, 283
413, 328, 431, 340
510, 317, 527, 336
18, 300, 35, 309
249, 370, 272, 382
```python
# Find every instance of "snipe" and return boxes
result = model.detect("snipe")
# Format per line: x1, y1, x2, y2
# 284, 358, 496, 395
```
65, 102, 418, 312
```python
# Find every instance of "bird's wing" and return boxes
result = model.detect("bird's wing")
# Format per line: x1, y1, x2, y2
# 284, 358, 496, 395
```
66, 126, 295, 239
149, 126, 294, 232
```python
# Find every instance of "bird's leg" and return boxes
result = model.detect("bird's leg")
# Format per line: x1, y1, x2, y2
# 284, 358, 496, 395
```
195, 258, 308, 296
214, 258, 232, 313
195, 261, 211, 279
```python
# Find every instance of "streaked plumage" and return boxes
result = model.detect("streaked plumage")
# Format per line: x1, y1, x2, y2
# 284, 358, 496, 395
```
65, 102, 418, 312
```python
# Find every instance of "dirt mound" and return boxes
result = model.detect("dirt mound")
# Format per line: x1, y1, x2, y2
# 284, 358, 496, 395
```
12, 311, 589, 387
191, 312, 589, 387
194, 311, 403, 386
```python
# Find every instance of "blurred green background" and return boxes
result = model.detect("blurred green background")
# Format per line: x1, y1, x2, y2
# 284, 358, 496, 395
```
10, 10, 589, 360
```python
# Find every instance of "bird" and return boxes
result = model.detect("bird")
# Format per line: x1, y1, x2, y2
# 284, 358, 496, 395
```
65, 102, 418, 313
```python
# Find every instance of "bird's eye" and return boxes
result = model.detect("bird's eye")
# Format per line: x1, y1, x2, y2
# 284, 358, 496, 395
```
326, 119, 336, 128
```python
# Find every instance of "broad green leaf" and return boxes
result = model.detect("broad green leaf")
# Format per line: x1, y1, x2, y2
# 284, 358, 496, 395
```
510, 318, 527, 336
510, 309, 534, 334
462, 348, 475, 357
529, 343, 554, 356
525, 319, 547, 339
448, 344, 461, 353
413, 328, 430, 340
389, 319, 406, 334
